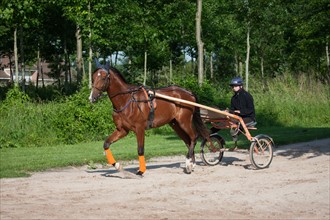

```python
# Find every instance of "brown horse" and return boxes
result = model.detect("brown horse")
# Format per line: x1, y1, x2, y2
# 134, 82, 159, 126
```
89, 60, 210, 175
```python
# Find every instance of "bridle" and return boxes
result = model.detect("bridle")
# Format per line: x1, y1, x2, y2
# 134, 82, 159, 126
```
92, 68, 138, 97
91, 68, 155, 113
92, 69, 110, 93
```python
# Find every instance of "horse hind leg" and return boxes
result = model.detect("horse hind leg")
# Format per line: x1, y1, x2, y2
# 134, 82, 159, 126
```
169, 120, 196, 174
185, 139, 197, 174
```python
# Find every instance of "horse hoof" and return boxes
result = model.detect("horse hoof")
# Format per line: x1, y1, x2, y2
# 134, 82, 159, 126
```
136, 171, 144, 176
115, 162, 123, 171
185, 168, 192, 174
185, 158, 193, 174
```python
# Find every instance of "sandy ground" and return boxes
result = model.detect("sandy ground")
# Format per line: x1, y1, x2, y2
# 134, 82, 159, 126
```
1, 138, 329, 220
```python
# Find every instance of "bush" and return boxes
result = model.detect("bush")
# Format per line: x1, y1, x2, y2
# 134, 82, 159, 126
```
0, 73, 328, 148
0, 86, 115, 148
250, 73, 330, 127
0, 87, 57, 148
173, 76, 226, 107
49, 87, 115, 144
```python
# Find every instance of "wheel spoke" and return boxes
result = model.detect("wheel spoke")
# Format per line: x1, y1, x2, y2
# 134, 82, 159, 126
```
201, 134, 224, 166
250, 137, 273, 169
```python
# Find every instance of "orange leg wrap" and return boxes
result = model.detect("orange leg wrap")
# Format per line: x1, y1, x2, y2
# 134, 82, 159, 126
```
138, 155, 146, 173
104, 149, 116, 165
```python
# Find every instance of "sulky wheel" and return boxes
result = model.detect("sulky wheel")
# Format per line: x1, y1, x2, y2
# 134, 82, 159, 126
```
249, 135, 274, 169
200, 133, 225, 166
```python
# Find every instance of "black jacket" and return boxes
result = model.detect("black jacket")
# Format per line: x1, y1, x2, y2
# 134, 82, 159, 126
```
230, 88, 256, 121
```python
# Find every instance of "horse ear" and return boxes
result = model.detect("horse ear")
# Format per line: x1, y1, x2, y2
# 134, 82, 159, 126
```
94, 58, 101, 68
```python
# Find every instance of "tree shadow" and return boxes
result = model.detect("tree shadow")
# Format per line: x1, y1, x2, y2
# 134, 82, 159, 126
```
274, 139, 330, 160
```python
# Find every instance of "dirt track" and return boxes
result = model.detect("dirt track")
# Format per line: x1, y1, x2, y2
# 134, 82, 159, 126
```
1, 139, 329, 220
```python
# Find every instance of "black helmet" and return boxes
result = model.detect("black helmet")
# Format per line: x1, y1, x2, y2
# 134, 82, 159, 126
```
230, 77, 243, 86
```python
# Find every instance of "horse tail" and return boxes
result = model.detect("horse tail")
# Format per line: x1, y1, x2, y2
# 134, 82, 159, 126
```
193, 107, 210, 140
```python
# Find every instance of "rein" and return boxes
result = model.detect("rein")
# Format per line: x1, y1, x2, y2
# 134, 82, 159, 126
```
93, 68, 156, 114
112, 86, 156, 113
109, 87, 141, 99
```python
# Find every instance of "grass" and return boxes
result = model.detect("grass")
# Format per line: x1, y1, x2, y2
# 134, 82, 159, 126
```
1, 126, 329, 178
1, 73, 329, 178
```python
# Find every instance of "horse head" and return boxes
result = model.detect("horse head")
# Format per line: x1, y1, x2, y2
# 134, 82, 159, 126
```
89, 59, 110, 103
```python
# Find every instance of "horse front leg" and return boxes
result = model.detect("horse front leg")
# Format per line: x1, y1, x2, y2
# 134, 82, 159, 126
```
103, 128, 128, 171
136, 129, 146, 176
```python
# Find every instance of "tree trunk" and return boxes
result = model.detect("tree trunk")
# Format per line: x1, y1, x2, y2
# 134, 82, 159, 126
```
235, 52, 238, 75
143, 51, 147, 86
210, 52, 213, 79
8, 54, 13, 82
183, 49, 186, 79
76, 25, 83, 85
169, 59, 173, 83
203, 49, 208, 78
326, 39, 330, 81
64, 39, 69, 92
196, 0, 204, 87
20, 25, 25, 92
245, 26, 250, 91
239, 61, 243, 78
37, 48, 40, 89
260, 56, 264, 78
88, 27, 92, 89
14, 27, 19, 87
115, 51, 118, 66
41, 61, 45, 88
88, 1, 92, 88
88, 46, 92, 89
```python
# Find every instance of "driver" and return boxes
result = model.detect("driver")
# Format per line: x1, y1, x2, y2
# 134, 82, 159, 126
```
227, 77, 256, 145
228, 77, 256, 125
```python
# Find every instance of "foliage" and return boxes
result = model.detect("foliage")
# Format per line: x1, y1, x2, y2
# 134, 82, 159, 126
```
173, 75, 221, 106
252, 73, 330, 127
2, 0, 329, 88
0, 86, 115, 148
0, 0, 329, 149
1, 73, 328, 149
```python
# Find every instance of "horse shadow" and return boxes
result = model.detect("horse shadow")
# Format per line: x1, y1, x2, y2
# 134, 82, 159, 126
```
86, 153, 255, 179
86, 161, 183, 179
216, 156, 255, 170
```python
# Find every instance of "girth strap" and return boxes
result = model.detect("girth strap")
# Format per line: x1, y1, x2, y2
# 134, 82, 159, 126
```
141, 87, 157, 129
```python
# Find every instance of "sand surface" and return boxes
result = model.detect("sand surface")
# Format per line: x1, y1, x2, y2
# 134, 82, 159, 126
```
1, 139, 329, 219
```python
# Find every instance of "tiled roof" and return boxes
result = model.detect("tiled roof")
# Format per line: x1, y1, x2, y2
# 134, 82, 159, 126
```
0, 70, 10, 79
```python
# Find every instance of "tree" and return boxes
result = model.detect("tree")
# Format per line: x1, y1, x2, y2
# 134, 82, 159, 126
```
196, 0, 204, 86
290, 0, 330, 81
1, 0, 39, 88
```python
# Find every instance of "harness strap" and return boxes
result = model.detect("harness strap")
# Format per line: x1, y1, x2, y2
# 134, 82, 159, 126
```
112, 87, 157, 129
113, 98, 133, 113
141, 87, 157, 109
141, 87, 157, 129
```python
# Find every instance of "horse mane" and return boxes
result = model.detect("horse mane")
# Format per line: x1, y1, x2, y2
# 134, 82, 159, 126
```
109, 67, 127, 83
107, 68, 195, 99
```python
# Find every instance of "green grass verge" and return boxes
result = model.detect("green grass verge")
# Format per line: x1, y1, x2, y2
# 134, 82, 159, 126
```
1, 126, 329, 178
